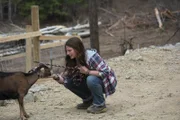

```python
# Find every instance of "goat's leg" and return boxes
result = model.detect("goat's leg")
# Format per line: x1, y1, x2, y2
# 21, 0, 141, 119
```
18, 95, 29, 120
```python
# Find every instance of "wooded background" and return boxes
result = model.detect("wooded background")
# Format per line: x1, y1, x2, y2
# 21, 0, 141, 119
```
0, 0, 180, 24
0, 0, 112, 24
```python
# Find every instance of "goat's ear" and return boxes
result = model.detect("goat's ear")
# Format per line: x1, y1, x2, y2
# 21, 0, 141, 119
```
39, 63, 44, 66
39, 63, 49, 68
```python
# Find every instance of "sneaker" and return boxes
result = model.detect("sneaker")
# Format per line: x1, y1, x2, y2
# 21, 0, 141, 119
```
87, 104, 107, 114
76, 101, 92, 109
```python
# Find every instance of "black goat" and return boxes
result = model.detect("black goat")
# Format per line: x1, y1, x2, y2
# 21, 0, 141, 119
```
0, 63, 51, 120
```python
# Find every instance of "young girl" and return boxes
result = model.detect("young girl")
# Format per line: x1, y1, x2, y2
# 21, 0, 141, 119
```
53, 37, 117, 114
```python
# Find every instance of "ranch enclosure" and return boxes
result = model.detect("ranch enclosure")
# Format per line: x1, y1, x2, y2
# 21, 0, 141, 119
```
0, 6, 81, 73
0, 0, 180, 73
0, 0, 180, 120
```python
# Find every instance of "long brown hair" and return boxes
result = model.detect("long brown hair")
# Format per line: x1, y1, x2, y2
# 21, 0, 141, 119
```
64, 37, 87, 69
64, 37, 88, 84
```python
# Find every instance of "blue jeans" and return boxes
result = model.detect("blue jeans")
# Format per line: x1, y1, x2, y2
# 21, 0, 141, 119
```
64, 75, 105, 106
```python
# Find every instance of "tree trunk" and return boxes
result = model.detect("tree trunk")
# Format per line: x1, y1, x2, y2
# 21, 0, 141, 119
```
8, 0, 12, 22
88, 0, 100, 53
13, 3, 17, 17
0, 0, 3, 20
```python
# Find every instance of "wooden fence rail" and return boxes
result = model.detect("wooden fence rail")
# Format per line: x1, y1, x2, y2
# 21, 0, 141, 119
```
0, 31, 41, 43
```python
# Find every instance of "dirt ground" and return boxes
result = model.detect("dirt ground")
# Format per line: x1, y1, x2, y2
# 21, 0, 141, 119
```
0, 42, 180, 120
0, 0, 180, 120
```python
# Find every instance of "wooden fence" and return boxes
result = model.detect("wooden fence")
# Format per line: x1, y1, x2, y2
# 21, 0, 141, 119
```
0, 5, 79, 72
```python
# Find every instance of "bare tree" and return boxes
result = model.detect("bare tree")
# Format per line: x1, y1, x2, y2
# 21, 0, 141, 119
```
88, 0, 100, 53
0, 0, 3, 20
13, 0, 22, 17
13, 1, 17, 17
8, 0, 12, 22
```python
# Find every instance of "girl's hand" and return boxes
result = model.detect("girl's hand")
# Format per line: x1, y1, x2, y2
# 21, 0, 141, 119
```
52, 73, 64, 84
78, 66, 89, 75
52, 74, 59, 80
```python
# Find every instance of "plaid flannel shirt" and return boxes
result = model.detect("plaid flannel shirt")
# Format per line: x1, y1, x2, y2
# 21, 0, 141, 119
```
86, 49, 117, 97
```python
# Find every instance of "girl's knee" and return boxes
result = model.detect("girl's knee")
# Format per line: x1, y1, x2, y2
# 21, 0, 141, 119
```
86, 76, 99, 88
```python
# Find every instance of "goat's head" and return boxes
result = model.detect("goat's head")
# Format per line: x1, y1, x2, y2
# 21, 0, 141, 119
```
35, 63, 52, 78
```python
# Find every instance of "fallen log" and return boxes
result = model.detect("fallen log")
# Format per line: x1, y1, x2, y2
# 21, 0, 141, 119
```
40, 22, 101, 37
154, 8, 163, 29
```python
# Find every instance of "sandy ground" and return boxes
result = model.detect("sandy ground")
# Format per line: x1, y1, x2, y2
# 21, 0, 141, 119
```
0, 43, 180, 120
0, 1, 180, 119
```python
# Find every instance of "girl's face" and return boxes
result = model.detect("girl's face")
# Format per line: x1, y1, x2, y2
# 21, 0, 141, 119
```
66, 46, 78, 59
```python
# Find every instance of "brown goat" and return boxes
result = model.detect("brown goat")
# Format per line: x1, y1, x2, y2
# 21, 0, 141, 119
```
0, 63, 51, 120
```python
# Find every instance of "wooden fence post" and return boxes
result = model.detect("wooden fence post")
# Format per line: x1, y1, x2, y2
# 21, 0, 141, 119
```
31, 5, 40, 66
26, 25, 33, 72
